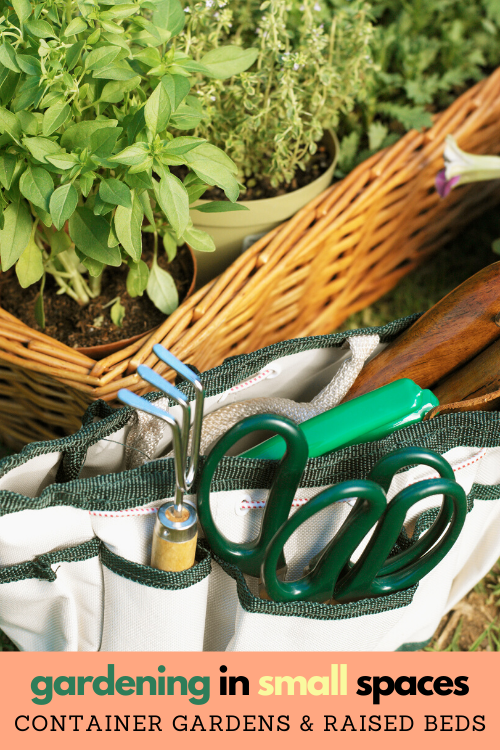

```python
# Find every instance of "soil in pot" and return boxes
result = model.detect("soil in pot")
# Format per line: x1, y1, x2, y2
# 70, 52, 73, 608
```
0, 236, 195, 350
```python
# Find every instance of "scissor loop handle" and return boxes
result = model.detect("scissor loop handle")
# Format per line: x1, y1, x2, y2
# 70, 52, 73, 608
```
334, 477, 467, 603
261, 480, 387, 603
197, 414, 309, 578
368, 447, 456, 573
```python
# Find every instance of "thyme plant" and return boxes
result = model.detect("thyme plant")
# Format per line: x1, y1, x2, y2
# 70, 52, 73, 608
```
181, 0, 372, 189
0, 0, 255, 327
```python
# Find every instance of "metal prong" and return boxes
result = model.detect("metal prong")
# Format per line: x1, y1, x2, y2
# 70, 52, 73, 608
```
118, 389, 186, 515
153, 345, 205, 489
137, 364, 191, 479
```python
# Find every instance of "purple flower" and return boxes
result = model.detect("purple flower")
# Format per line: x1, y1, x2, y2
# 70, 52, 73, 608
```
435, 170, 460, 198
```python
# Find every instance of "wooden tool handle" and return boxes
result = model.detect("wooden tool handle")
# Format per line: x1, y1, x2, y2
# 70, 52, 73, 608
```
341, 262, 500, 402
433, 338, 500, 405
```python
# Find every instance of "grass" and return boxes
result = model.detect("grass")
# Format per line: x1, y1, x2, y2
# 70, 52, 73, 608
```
2, 207, 500, 652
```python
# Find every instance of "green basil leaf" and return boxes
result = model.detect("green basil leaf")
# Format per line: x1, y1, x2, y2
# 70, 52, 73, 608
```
0, 199, 32, 270
153, 172, 189, 237
108, 223, 120, 248
80, 172, 94, 197
15, 54, 41, 76
190, 142, 238, 174
50, 228, 72, 256
64, 17, 88, 36
162, 136, 205, 156
111, 142, 149, 165
23, 136, 60, 163
145, 80, 171, 135
100, 75, 141, 103
92, 63, 136, 81
66, 41, 85, 71
25, 19, 55, 38
183, 153, 239, 202
61, 118, 118, 149
75, 248, 106, 277
110, 298, 125, 327
0, 152, 17, 189
90, 126, 122, 158
99, 177, 132, 208
0, 42, 21, 73
153, 0, 185, 36
200, 46, 258, 80
134, 47, 161, 68
0, 107, 22, 142
147, 257, 178, 315
193, 201, 249, 214
69, 207, 121, 266
12, 0, 32, 24
32, 203, 53, 227
15, 234, 43, 287
45, 151, 79, 170
42, 102, 70, 136
49, 182, 78, 230
85, 45, 122, 71
138, 188, 154, 225
114, 190, 143, 261
19, 165, 53, 211
182, 225, 215, 253
162, 230, 177, 262
126, 171, 153, 190
126, 259, 149, 297
170, 102, 204, 131
16, 109, 38, 135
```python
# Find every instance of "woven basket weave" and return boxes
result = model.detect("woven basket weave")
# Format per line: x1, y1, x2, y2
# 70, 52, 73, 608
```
2, 67, 500, 449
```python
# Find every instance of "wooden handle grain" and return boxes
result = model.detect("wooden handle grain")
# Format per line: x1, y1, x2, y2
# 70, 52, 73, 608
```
433, 338, 500, 405
341, 262, 500, 402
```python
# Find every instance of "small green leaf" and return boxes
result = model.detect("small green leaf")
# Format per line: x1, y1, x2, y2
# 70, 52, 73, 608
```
61, 118, 118, 150
163, 231, 177, 262
15, 54, 42, 76
45, 151, 79, 170
0, 199, 32, 270
153, 0, 185, 35
80, 172, 94, 197
16, 109, 38, 135
32, 204, 52, 227
200, 46, 258, 79
138, 188, 154, 225
69, 207, 121, 266
108, 223, 120, 248
0, 107, 22, 142
127, 259, 149, 297
145, 80, 171, 135
182, 225, 215, 253
126, 171, 153, 190
162, 136, 205, 156
100, 76, 141, 103
75, 248, 105, 277
85, 45, 121, 71
0, 43, 21, 73
111, 142, 149, 165
50, 228, 72, 256
66, 41, 85, 71
110, 298, 125, 327
153, 172, 189, 237
49, 183, 78, 230
92, 63, 137, 81
99, 178, 132, 208
23, 136, 61, 163
0, 152, 17, 189
19, 165, 54, 212
25, 19, 55, 38
42, 102, 70, 136
64, 17, 88, 36
15, 234, 43, 287
114, 190, 144, 261
147, 257, 178, 315
12, 0, 31, 24
193, 201, 249, 213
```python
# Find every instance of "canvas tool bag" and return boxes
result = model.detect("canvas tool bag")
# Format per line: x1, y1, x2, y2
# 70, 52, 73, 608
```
1, 315, 500, 652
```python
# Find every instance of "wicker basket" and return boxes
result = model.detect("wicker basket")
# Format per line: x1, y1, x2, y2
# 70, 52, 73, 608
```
2, 68, 500, 449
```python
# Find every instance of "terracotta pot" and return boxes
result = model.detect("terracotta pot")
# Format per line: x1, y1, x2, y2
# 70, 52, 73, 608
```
190, 130, 338, 288
76, 243, 197, 359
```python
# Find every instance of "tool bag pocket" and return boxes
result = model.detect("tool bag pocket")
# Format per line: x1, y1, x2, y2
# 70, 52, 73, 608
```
99, 543, 211, 652
0, 538, 102, 651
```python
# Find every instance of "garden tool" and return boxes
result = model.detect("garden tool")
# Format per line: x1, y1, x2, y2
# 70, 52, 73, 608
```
341, 261, 500, 403
198, 415, 467, 603
261, 446, 467, 604
118, 351, 205, 572
240, 378, 438, 460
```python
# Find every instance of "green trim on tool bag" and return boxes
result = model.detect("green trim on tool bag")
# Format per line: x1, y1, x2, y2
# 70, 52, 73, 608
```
211, 550, 418, 621
101, 543, 211, 590
0, 537, 100, 584
396, 639, 432, 651
0, 315, 420, 484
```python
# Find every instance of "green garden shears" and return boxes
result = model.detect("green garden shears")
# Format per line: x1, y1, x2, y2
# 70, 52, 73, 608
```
197, 414, 467, 604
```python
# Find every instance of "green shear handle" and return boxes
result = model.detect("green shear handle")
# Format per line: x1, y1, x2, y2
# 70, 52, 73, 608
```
261, 447, 467, 604
197, 414, 309, 578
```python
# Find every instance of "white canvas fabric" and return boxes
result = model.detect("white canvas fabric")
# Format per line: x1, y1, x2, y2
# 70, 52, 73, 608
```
1, 318, 500, 652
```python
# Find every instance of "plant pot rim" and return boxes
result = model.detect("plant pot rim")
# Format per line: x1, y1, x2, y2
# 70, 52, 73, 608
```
74, 243, 197, 359
191, 129, 339, 226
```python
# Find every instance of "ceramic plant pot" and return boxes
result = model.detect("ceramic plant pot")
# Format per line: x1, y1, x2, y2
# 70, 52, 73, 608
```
190, 130, 339, 288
